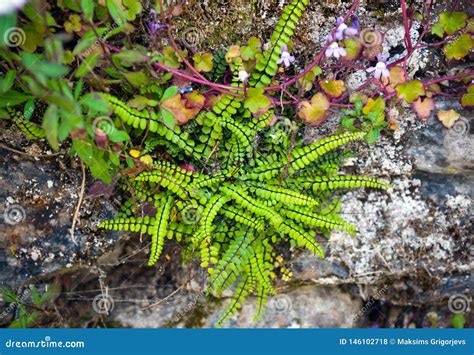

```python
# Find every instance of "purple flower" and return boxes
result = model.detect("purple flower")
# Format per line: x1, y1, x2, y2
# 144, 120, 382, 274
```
351, 15, 360, 32
334, 16, 359, 40
277, 45, 295, 68
367, 54, 390, 80
148, 9, 166, 35
325, 42, 347, 59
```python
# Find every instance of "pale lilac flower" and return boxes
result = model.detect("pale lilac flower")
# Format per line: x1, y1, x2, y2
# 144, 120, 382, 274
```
377, 53, 388, 63
334, 17, 347, 41
325, 42, 347, 59
367, 54, 390, 80
0, 0, 27, 15
238, 68, 249, 82
277, 45, 295, 68
344, 26, 359, 37
334, 16, 359, 40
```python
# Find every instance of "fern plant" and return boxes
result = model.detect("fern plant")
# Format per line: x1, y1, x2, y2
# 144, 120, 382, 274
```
97, 0, 390, 326
0, 0, 388, 326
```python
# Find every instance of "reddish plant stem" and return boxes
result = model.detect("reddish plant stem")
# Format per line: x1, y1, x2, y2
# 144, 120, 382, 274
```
152, 62, 244, 97
331, 102, 353, 108
104, 43, 244, 97
166, 28, 209, 82
156, 0, 209, 83
401, 0, 412, 51
424, 72, 474, 86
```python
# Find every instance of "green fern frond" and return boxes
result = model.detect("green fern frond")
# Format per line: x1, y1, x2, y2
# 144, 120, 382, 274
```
209, 230, 255, 294
101, 93, 200, 158
216, 277, 252, 327
288, 132, 365, 174
206, 49, 228, 82
148, 195, 174, 266
221, 205, 266, 232
99, 215, 155, 233
250, 0, 310, 87
248, 182, 319, 207
294, 175, 391, 192
196, 194, 231, 241
281, 205, 356, 234
6, 107, 46, 139
281, 222, 325, 258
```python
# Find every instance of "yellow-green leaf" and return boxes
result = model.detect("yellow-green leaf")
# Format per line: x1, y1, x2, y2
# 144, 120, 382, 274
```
320, 80, 346, 98
297, 93, 330, 126
396, 80, 425, 104
343, 37, 362, 61
241, 37, 262, 61
75, 53, 99, 78
81, 0, 94, 22
432, 12, 468, 37
123, 71, 149, 87
244, 88, 271, 113
42, 105, 59, 150
363, 96, 385, 115
461, 85, 474, 108
444, 34, 473, 60
437, 109, 460, 128
193, 52, 213, 72
225, 45, 241, 64
297, 66, 321, 92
